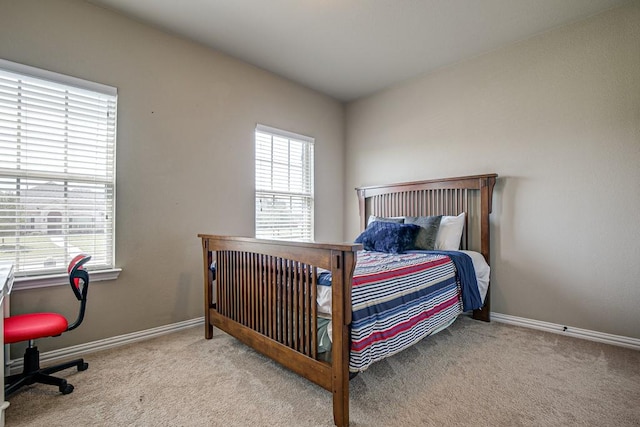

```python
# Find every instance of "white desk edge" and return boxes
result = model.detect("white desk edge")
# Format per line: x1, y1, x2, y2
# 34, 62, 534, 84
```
0, 262, 15, 426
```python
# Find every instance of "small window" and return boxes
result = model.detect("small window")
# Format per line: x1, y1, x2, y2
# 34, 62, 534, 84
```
0, 59, 117, 279
255, 124, 314, 241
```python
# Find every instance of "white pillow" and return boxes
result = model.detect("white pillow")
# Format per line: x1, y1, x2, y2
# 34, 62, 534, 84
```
435, 212, 465, 250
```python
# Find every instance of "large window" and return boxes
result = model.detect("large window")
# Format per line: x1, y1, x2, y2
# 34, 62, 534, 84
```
0, 59, 117, 283
255, 124, 314, 241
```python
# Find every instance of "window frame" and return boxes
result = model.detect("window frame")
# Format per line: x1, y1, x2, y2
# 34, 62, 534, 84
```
255, 124, 314, 242
0, 59, 120, 290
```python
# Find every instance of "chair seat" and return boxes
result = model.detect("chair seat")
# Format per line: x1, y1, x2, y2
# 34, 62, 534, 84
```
4, 313, 68, 344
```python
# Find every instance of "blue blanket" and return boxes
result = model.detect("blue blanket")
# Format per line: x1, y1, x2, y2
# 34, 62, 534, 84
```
411, 250, 482, 312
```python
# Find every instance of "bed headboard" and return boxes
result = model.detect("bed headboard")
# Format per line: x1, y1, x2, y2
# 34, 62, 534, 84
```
356, 174, 497, 264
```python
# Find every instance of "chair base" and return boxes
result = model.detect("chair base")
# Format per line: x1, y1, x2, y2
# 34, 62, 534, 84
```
5, 345, 88, 397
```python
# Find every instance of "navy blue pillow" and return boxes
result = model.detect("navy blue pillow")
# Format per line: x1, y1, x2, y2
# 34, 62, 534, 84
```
354, 221, 421, 254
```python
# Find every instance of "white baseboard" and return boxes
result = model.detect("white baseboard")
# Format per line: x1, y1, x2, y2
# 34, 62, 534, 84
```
490, 312, 640, 351
7, 317, 205, 374
7, 313, 638, 375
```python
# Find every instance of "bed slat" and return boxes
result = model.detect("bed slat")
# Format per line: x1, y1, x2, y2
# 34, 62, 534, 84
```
209, 248, 347, 359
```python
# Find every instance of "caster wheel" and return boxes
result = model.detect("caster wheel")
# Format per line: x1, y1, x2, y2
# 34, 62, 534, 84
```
60, 382, 74, 395
78, 362, 89, 371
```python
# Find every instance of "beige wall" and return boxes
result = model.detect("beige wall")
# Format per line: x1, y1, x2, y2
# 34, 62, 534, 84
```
1, 0, 638, 356
0, 0, 345, 352
345, 3, 640, 339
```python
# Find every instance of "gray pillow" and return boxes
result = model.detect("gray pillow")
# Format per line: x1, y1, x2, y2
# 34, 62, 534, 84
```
404, 215, 442, 250
367, 215, 405, 226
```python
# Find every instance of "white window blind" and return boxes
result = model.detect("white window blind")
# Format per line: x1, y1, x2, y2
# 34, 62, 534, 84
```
255, 124, 314, 241
0, 59, 117, 278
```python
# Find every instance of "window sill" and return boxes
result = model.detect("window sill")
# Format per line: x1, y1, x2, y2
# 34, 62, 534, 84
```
13, 268, 122, 291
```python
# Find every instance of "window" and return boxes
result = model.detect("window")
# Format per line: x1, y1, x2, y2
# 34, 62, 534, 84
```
0, 59, 117, 285
255, 124, 314, 241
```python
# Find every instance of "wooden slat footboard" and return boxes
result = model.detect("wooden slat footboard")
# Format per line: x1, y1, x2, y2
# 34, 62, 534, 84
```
198, 235, 361, 427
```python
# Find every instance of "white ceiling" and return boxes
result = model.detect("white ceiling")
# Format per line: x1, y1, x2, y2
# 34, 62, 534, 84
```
88, 0, 627, 101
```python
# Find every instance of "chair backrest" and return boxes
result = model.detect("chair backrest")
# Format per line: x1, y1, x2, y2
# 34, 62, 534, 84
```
67, 254, 91, 331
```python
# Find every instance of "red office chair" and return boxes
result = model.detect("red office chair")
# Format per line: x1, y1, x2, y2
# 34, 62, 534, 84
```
4, 254, 92, 397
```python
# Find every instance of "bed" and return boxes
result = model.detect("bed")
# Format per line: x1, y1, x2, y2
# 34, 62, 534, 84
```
198, 173, 497, 426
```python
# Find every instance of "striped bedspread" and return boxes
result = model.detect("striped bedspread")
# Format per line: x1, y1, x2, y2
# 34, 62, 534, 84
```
349, 251, 463, 372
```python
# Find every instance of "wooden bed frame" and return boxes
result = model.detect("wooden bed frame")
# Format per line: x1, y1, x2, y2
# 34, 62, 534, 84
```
199, 173, 497, 427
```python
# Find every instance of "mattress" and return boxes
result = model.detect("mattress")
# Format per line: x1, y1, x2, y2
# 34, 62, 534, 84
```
317, 250, 486, 372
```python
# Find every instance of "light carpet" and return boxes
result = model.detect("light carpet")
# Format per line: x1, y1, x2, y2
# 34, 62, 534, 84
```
5, 316, 640, 426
